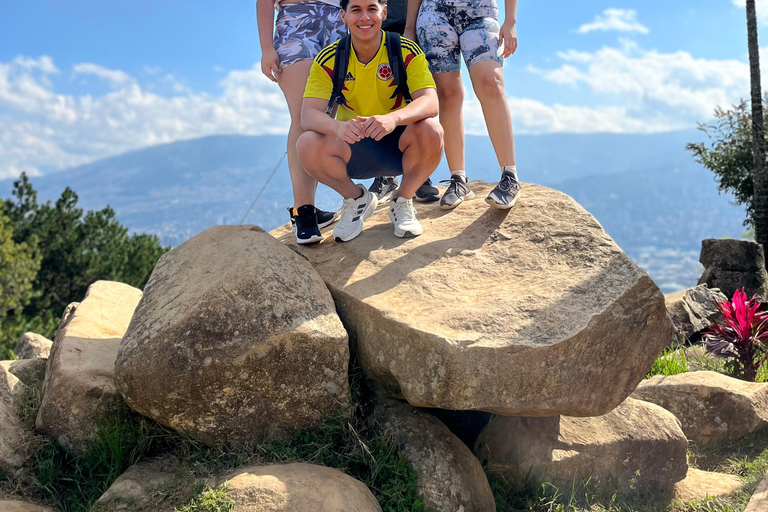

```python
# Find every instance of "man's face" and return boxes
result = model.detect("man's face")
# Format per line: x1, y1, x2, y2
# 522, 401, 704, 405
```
341, 0, 387, 42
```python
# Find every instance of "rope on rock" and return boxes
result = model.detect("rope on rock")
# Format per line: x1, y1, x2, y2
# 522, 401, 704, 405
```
240, 151, 287, 225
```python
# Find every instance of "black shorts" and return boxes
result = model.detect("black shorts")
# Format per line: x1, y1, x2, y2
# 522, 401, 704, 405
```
346, 126, 406, 180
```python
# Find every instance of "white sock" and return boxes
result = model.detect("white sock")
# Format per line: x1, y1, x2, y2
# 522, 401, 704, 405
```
501, 165, 517, 179
450, 169, 467, 181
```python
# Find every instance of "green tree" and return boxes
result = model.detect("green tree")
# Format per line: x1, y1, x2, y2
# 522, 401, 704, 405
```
1, 173, 168, 356
688, 101, 758, 226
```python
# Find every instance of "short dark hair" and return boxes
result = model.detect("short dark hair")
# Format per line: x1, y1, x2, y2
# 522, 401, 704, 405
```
340, 0, 387, 12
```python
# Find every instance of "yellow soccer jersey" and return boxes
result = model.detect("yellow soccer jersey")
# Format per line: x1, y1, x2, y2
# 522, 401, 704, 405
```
304, 32, 436, 122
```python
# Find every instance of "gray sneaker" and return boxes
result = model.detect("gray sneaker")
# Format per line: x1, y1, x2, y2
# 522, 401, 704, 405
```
485, 171, 521, 210
368, 176, 399, 203
439, 175, 475, 210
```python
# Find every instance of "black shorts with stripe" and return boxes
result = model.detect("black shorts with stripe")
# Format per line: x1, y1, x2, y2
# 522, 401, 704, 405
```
346, 126, 406, 179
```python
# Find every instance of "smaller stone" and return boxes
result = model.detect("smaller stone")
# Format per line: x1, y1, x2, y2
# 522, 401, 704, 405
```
666, 285, 726, 340
633, 371, 768, 443
220, 463, 382, 511
1, 358, 47, 388
373, 399, 496, 512
13, 333, 52, 360
475, 398, 688, 495
674, 468, 741, 502
0, 500, 57, 512
0, 365, 34, 474
98, 456, 178, 504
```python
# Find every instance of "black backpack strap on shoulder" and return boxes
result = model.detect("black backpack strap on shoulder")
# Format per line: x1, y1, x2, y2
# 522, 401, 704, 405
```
385, 31, 412, 104
326, 34, 351, 117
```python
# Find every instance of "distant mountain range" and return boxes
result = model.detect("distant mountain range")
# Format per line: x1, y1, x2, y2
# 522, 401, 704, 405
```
0, 131, 747, 293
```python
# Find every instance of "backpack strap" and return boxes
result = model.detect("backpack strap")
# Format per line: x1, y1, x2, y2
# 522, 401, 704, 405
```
385, 31, 412, 104
326, 34, 351, 117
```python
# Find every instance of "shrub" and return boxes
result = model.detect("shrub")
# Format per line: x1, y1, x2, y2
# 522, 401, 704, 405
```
703, 288, 768, 382
645, 345, 688, 379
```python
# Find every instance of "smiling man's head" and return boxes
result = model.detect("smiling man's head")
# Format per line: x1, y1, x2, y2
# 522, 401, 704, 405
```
340, 0, 388, 41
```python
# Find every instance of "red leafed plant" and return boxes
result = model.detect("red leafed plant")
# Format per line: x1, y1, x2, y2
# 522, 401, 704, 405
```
703, 288, 768, 382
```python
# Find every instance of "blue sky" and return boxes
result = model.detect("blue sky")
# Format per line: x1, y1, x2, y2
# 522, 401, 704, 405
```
0, 0, 759, 178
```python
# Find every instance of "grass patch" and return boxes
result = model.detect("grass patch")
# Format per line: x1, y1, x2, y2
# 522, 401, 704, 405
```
646, 345, 688, 379
2, 361, 424, 512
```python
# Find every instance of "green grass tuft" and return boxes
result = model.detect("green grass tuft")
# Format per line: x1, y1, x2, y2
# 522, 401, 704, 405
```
646, 345, 688, 379
176, 485, 234, 512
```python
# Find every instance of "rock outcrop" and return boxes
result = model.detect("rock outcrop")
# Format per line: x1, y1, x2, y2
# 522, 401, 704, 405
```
0, 501, 57, 512
220, 463, 382, 511
0, 358, 47, 388
115, 226, 350, 444
13, 333, 52, 360
273, 182, 673, 416
35, 281, 142, 453
373, 398, 496, 512
0, 364, 34, 474
666, 285, 726, 341
97, 456, 179, 507
698, 239, 768, 299
632, 371, 768, 443
674, 468, 741, 502
475, 398, 688, 494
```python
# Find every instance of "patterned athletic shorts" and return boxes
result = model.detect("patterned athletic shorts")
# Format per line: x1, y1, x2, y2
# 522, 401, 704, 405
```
274, 2, 347, 68
416, 0, 502, 74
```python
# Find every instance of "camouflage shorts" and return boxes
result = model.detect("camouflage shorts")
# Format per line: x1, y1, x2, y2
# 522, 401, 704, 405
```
416, 0, 502, 74
274, 2, 347, 68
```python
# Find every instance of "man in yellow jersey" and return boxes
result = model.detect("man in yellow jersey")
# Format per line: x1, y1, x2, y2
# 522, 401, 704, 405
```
296, 0, 443, 242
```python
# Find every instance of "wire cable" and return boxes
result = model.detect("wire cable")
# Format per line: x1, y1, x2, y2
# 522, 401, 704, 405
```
239, 151, 287, 224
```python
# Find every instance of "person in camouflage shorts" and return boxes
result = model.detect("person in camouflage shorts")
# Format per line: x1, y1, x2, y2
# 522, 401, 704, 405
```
257, 0, 347, 244
405, 0, 522, 211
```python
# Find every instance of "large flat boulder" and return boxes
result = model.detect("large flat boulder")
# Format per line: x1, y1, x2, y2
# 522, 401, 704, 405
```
632, 371, 768, 443
98, 456, 179, 508
0, 501, 56, 512
273, 182, 673, 416
115, 226, 350, 444
373, 399, 495, 512
674, 468, 741, 502
475, 398, 688, 495
35, 281, 142, 453
220, 463, 382, 511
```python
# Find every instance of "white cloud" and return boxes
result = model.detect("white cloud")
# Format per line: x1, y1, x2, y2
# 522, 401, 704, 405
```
0, 56, 290, 179
73, 63, 133, 87
539, 44, 750, 121
577, 9, 649, 34
732, 0, 768, 25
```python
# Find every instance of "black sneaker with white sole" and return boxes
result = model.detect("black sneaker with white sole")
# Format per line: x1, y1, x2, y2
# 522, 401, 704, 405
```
440, 175, 475, 210
293, 205, 323, 244
485, 171, 521, 210
289, 206, 340, 232
414, 178, 440, 202
368, 176, 399, 203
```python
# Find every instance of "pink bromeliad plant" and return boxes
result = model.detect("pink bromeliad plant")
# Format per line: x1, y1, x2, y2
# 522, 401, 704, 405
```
703, 288, 768, 382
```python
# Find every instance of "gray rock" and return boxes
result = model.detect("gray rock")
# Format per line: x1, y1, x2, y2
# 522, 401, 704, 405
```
698, 239, 768, 299
13, 333, 52, 360
475, 398, 688, 495
98, 456, 179, 506
666, 285, 726, 340
373, 399, 495, 512
36, 281, 143, 454
0, 358, 47, 388
632, 371, 768, 443
0, 365, 34, 474
115, 226, 350, 444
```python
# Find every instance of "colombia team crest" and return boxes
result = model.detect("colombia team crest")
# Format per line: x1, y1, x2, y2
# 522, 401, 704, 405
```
377, 63, 393, 81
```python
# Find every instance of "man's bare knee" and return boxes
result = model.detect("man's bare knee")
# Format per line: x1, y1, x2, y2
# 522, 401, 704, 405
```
410, 119, 444, 153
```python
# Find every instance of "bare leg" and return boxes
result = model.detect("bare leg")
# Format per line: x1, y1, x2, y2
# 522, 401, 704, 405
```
397, 118, 445, 199
277, 60, 319, 209
434, 71, 465, 172
296, 132, 360, 199
468, 60, 516, 167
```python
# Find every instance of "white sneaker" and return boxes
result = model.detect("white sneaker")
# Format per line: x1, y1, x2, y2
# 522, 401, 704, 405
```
333, 184, 379, 242
389, 196, 423, 238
